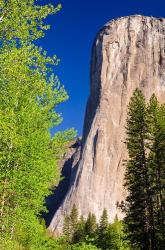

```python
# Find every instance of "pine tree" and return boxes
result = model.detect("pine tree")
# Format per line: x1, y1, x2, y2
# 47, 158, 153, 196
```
124, 89, 156, 249
146, 96, 165, 248
63, 205, 79, 243
97, 209, 109, 249
70, 204, 79, 235
63, 215, 72, 242
73, 215, 86, 243
85, 213, 97, 242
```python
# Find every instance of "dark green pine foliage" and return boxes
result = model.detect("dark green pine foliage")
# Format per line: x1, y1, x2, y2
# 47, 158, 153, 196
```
73, 215, 86, 243
146, 95, 165, 248
97, 209, 109, 250
63, 215, 72, 242
63, 206, 131, 249
63, 204, 79, 242
158, 103, 165, 245
124, 89, 156, 250
84, 213, 97, 243
70, 204, 79, 237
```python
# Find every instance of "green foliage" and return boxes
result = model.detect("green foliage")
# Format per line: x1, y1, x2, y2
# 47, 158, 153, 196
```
146, 95, 165, 248
124, 89, 165, 249
63, 215, 72, 242
71, 242, 100, 250
106, 218, 131, 250
124, 89, 150, 248
96, 211, 130, 250
98, 209, 108, 232
63, 205, 79, 243
85, 213, 97, 242
0, 0, 61, 44
97, 209, 109, 249
70, 204, 79, 235
0, 0, 76, 249
74, 216, 86, 243
63, 207, 131, 250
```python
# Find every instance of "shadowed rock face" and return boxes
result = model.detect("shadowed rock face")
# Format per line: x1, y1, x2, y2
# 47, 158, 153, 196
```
49, 15, 165, 234
43, 139, 81, 227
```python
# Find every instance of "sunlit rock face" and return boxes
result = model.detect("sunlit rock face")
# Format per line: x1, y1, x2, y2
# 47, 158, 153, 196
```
49, 15, 165, 234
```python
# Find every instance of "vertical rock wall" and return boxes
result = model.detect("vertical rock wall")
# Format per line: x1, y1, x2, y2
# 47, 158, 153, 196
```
49, 15, 165, 234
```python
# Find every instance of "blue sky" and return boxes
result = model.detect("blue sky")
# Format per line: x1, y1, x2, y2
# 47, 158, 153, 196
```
39, 0, 165, 135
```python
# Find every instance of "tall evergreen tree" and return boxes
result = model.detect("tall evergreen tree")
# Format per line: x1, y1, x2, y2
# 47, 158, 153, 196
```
73, 215, 86, 243
97, 209, 109, 250
98, 209, 108, 233
124, 89, 156, 250
63, 205, 79, 243
85, 212, 97, 242
70, 204, 79, 233
63, 215, 72, 242
146, 96, 165, 248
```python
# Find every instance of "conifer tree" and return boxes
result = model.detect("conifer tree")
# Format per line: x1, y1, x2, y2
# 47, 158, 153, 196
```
63, 205, 79, 243
73, 215, 86, 243
124, 89, 156, 249
146, 96, 165, 248
99, 209, 108, 231
63, 215, 72, 242
97, 209, 109, 249
70, 204, 79, 235
85, 212, 97, 242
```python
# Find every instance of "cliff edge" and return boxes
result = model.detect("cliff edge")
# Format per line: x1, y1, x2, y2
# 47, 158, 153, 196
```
49, 15, 165, 234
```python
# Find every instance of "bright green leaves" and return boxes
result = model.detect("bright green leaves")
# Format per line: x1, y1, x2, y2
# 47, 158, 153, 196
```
71, 243, 100, 250
0, 0, 75, 248
0, 0, 61, 45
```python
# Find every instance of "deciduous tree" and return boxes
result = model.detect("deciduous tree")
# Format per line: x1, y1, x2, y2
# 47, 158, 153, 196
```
0, 1, 75, 248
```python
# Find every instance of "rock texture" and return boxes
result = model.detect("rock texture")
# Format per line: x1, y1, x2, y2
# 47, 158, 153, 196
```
44, 139, 81, 227
49, 15, 165, 234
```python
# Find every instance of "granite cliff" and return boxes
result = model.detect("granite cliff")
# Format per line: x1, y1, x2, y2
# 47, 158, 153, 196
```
49, 15, 165, 234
